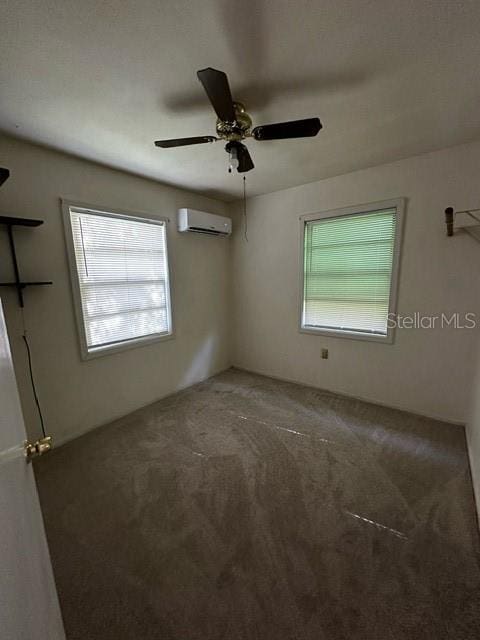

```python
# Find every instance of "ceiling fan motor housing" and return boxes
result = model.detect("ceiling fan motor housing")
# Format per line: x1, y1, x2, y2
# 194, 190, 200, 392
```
216, 102, 252, 141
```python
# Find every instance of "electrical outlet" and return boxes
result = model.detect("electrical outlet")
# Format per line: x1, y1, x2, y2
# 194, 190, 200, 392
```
321, 348, 329, 359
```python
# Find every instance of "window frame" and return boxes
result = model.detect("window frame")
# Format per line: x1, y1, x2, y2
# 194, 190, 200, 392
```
61, 199, 174, 360
298, 198, 405, 344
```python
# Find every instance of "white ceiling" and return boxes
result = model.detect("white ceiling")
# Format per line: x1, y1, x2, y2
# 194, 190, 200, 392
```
2, 0, 480, 201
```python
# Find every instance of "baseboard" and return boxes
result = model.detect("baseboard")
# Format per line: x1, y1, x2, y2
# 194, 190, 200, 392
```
52, 363, 233, 449
231, 364, 464, 426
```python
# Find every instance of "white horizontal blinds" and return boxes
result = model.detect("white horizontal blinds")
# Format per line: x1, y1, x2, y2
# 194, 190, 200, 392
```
303, 208, 397, 335
69, 208, 171, 350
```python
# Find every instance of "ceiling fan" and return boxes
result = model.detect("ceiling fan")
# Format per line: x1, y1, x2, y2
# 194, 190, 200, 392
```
154, 68, 322, 173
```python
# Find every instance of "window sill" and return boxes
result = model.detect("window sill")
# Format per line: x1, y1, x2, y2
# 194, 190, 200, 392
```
80, 330, 175, 360
299, 325, 394, 344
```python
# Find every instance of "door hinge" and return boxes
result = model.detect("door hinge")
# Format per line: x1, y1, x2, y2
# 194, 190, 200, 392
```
24, 436, 52, 462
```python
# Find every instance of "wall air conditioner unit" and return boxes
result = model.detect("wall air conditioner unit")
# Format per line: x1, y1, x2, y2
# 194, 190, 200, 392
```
177, 208, 232, 237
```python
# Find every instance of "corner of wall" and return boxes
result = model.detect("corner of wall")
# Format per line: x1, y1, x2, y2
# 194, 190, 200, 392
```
466, 336, 480, 528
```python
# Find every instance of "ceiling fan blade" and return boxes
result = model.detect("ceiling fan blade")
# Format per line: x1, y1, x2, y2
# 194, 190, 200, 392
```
0, 167, 10, 187
197, 67, 235, 122
154, 136, 217, 148
237, 143, 254, 173
252, 117, 322, 141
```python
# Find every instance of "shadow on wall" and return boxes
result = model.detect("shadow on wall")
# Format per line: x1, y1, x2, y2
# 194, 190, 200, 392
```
180, 334, 218, 389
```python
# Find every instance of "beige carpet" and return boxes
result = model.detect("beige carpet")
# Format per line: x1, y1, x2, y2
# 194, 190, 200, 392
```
35, 368, 480, 639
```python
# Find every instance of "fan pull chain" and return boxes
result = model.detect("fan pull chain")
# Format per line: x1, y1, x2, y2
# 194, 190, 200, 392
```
243, 176, 248, 242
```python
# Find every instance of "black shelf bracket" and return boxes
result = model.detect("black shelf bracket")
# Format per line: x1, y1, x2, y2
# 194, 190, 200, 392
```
0, 168, 53, 308
0, 216, 53, 308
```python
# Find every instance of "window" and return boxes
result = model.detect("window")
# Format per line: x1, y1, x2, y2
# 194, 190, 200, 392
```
63, 201, 172, 358
300, 199, 404, 342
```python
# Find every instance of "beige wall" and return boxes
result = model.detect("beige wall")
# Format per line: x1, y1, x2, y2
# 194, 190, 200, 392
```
0, 135, 231, 443
231, 141, 480, 424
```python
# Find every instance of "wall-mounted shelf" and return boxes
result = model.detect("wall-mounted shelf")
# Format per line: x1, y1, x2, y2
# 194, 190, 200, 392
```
0, 215, 43, 227
445, 207, 480, 243
0, 215, 53, 308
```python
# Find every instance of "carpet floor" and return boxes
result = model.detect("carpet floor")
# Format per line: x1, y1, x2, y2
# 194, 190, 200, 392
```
35, 368, 480, 639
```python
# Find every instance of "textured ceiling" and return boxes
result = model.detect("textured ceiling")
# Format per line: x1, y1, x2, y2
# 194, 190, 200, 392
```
2, 0, 480, 201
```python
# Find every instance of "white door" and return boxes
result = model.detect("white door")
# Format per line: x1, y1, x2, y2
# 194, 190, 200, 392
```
0, 300, 65, 640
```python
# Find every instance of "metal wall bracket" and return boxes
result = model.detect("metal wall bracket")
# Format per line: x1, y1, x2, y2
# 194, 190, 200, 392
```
445, 206, 480, 243
0, 217, 53, 307
24, 436, 53, 462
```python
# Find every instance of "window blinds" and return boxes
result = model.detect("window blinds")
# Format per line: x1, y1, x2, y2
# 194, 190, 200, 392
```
69, 208, 172, 351
303, 208, 397, 335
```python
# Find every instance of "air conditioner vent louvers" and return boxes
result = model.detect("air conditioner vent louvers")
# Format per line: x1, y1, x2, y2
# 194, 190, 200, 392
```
189, 227, 225, 235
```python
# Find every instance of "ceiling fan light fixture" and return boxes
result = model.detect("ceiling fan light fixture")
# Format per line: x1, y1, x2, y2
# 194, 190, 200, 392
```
228, 145, 239, 173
